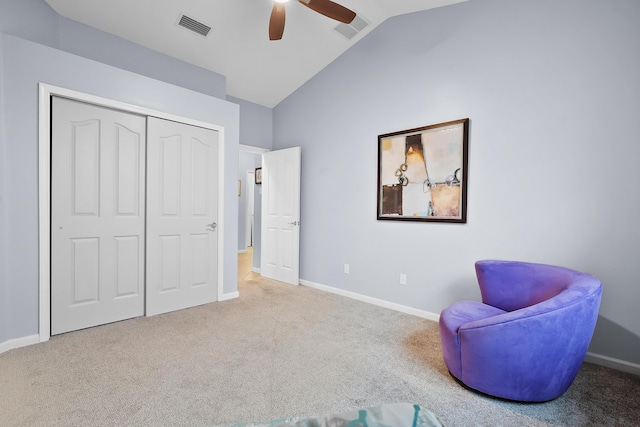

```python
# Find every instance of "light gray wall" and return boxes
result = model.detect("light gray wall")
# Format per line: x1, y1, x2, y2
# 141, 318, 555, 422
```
0, 29, 7, 344
273, 0, 640, 366
227, 96, 273, 150
0, 33, 239, 342
0, 0, 59, 48
0, 0, 239, 346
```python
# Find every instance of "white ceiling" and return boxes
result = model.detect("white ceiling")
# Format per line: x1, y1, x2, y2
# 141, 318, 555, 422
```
44, 0, 467, 107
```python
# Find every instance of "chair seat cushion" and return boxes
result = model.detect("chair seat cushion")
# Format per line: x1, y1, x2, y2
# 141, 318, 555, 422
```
439, 301, 506, 378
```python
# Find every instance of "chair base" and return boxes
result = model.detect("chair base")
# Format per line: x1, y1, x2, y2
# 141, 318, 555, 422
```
447, 371, 563, 403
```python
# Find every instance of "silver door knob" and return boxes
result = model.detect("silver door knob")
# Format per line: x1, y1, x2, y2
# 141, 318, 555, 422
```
206, 222, 217, 231
288, 221, 300, 226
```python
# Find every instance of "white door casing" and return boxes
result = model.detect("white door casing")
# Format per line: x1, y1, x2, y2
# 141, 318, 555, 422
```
260, 147, 301, 285
245, 170, 255, 249
51, 97, 146, 335
146, 117, 219, 316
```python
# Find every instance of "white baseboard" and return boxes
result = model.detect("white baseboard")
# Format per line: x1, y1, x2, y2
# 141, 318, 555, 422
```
252, 267, 261, 274
219, 291, 240, 302
299, 279, 440, 322
238, 249, 247, 254
585, 352, 640, 376
0, 334, 40, 355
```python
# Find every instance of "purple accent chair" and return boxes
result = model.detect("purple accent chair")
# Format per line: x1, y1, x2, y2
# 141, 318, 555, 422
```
439, 260, 602, 402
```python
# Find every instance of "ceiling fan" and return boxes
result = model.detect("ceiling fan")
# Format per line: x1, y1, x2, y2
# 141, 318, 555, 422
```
269, 0, 357, 41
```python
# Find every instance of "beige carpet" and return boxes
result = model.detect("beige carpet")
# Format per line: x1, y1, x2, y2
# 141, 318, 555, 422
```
1, 264, 639, 426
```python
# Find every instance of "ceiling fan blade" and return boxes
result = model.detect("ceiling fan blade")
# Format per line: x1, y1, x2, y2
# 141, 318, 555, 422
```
298, 0, 356, 24
269, 3, 286, 40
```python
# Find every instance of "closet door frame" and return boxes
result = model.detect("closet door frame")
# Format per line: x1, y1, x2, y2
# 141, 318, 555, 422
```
37, 83, 226, 343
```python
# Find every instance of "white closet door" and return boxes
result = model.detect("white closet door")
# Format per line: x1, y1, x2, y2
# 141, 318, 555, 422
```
51, 97, 146, 335
146, 117, 219, 316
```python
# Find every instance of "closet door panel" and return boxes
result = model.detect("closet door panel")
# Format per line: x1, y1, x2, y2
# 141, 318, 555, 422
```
51, 97, 146, 335
146, 117, 219, 316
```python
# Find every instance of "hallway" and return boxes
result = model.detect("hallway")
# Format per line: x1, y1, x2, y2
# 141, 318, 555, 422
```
238, 246, 259, 282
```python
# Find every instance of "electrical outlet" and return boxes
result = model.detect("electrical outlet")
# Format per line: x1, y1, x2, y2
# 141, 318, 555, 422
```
344, 264, 350, 274
400, 273, 407, 285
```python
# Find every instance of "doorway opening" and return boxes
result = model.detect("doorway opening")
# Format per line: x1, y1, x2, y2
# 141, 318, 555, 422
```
238, 246, 256, 282
238, 144, 268, 282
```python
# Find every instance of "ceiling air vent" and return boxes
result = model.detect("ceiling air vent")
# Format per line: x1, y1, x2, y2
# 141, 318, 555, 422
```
334, 14, 369, 40
178, 14, 212, 37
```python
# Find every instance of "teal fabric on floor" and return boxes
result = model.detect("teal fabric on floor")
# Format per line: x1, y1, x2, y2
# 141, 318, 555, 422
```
228, 402, 444, 427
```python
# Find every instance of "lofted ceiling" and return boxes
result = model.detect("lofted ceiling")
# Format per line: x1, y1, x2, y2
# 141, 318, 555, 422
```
44, 0, 467, 107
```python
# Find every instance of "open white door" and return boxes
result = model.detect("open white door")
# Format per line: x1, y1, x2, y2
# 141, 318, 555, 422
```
260, 147, 301, 285
51, 97, 146, 335
146, 117, 219, 316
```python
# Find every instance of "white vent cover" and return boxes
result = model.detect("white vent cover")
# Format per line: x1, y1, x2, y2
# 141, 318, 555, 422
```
334, 14, 369, 40
178, 14, 212, 37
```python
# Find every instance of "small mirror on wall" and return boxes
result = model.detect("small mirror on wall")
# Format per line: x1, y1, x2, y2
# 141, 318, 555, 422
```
255, 167, 262, 185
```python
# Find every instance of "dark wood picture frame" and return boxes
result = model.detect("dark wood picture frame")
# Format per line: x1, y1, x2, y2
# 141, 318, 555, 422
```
377, 118, 469, 223
255, 167, 262, 185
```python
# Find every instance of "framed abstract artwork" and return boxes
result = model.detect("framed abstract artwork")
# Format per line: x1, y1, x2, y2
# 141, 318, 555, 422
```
377, 118, 469, 223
